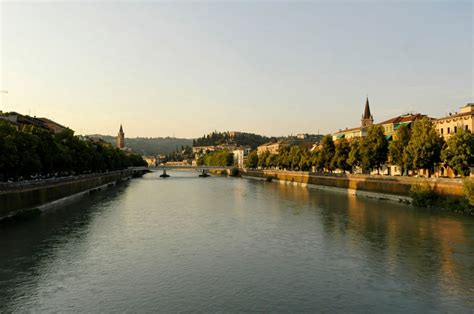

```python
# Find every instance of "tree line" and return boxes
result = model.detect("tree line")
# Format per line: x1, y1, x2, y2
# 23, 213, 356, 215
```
0, 121, 147, 182
193, 131, 269, 149
245, 118, 474, 177
197, 150, 234, 167
164, 145, 193, 162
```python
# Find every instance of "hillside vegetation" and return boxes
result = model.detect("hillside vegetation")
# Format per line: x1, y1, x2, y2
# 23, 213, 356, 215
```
88, 135, 193, 155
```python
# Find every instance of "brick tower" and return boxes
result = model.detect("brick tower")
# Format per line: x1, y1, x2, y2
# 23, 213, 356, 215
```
117, 124, 125, 149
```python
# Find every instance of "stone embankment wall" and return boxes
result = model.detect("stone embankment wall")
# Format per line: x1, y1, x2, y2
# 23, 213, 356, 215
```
0, 169, 133, 221
242, 170, 464, 200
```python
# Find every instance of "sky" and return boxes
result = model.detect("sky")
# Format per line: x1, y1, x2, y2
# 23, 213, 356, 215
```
0, 1, 472, 138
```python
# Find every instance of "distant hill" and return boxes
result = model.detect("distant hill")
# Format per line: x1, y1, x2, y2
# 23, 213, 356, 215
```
88, 135, 193, 156
193, 131, 270, 149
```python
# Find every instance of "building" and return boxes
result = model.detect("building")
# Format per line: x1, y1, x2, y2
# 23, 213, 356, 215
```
143, 156, 157, 167
332, 97, 428, 141
257, 141, 282, 155
378, 113, 428, 140
333, 97, 373, 141
434, 103, 474, 140
257, 139, 314, 155
117, 124, 125, 149
233, 146, 252, 168
0, 112, 67, 133
35, 117, 67, 133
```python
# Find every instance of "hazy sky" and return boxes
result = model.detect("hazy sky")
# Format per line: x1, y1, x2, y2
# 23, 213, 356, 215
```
1, 1, 472, 138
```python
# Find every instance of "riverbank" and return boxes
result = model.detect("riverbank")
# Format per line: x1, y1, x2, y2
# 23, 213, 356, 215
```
241, 169, 466, 204
0, 169, 147, 224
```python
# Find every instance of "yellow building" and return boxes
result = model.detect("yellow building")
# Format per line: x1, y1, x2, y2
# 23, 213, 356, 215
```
434, 103, 474, 139
257, 141, 286, 155
378, 113, 428, 140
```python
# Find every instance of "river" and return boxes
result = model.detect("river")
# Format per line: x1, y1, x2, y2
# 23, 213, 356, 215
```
0, 170, 473, 312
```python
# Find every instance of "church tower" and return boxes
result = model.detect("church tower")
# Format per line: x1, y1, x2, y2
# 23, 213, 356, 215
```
117, 124, 125, 149
361, 97, 374, 128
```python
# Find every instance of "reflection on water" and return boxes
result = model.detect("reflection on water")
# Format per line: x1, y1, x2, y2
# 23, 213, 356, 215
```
0, 171, 473, 312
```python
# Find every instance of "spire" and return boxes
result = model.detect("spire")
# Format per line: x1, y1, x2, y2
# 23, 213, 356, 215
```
363, 96, 371, 120
361, 96, 374, 128
119, 124, 123, 133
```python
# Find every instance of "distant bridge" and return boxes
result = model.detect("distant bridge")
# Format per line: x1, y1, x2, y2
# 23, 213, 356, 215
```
151, 165, 234, 170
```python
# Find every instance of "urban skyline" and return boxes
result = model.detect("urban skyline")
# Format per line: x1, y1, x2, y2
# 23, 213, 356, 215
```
1, 1, 472, 137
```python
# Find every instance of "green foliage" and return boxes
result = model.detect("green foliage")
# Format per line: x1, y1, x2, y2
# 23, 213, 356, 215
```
0, 121, 146, 181
255, 145, 313, 171
230, 167, 240, 177
360, 125, 388, 173
88, 135, 192, 155
245, 150, 259, 168
409, 182, 438, 207
331, 138, 351, 172
200, 150, 234, 166
347, 137, 362, 171
406, 118, 444, 176
258, 151, 270, 168
388, 124, 411, 175
316, 135, 335, 172
193, 131, 269, 149
463, 177, 474, 206
409, 179, 474, 214
164, 145, 193, 162
441, 129, 474, 176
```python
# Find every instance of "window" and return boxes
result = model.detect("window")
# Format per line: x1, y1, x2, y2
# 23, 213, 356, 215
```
454, 126, 457, 133
447, 127, 450, 134
441, 128, 443, 134
466, 125, 469, 131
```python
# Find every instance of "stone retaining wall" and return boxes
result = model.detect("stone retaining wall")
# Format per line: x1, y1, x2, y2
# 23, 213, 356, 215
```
242, 170, 465, 199
0, 169, 133, 220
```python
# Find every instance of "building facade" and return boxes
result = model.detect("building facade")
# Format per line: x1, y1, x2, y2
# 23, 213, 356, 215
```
233, 146, 251, 168
434, 103, 474, 140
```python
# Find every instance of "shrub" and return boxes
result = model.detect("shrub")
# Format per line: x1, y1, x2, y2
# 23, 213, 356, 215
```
230, 168, 240, 177
462, 177, 474, 206
410, 182, 437, 207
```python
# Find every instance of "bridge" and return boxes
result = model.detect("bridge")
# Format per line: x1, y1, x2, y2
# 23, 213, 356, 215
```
152, 165, 234, 170
132, 165, 235, 178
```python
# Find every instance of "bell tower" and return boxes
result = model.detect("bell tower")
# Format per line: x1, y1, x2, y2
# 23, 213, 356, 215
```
117, 124, 125, 149
361, 96, 374, 128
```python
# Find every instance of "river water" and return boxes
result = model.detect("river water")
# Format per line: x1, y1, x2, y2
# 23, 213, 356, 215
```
0, 171, 473, 312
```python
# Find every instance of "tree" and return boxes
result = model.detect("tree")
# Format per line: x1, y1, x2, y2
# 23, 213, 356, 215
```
331, 138, 351, 173
277, 146, 291, 170
298, 149, 311, 171
289, 146, 302, 170
258, 151, 270, 169
406, 118, 444, 177
388, 124, 411, 175
347, 137, 362, 173
441, 129, 474, 176
245, 150, 259, 169
316, 135, 335, 172
0, 121, 19, 180
361, 125, 388, 174
266, 153, 279, 169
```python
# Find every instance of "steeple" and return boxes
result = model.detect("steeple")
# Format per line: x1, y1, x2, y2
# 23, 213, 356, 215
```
361, 96, 374, 127
117, 124, 125, 149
